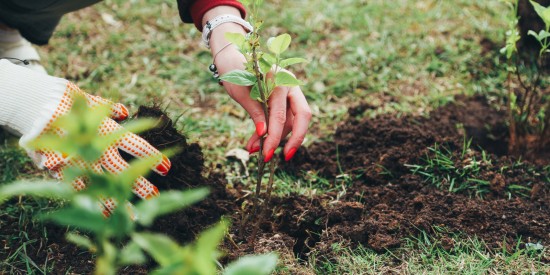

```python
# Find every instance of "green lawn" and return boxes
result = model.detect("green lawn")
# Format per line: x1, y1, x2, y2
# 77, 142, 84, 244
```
1, 0, 548, 273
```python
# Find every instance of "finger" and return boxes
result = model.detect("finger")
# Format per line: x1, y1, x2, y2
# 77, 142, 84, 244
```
245, 132, 261, 153
133, 176, 160, 199
43, 150, 85, 191
225, 83, 267, 137
99, 197, 118, 217
118, 132, 171, 176
280, 110, 294, 142
40, 149, 68, 171
100, 119, 170, 176
99, 147, 160, 199
246, 111, 293, 154
263, 86, 290, 162
109, 103, 129, 121
67, 82, 129, 121
284, 87, 312, 161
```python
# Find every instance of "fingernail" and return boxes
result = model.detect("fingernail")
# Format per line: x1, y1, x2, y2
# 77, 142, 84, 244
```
264, 148, 275, 163
162, 155, 171, 169
156, 163, 169, 176
115, 104, 129, 121
249, 146, 260, 154
120, 105, 129, 119
255, 122, 267, 136
146, 186, 160, 199
285, 147, 297, 162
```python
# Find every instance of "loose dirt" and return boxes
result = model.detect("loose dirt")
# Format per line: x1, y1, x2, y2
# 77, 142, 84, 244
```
1, 95, 548, 273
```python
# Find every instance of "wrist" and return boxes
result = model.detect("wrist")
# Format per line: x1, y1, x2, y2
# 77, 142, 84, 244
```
209, 23, 247, 52
202, 5, 242, 28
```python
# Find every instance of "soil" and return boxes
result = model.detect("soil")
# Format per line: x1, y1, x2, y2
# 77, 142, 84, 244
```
1, 96, 549, 274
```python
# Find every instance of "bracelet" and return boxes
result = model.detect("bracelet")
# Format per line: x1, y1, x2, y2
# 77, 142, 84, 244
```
202, 14, 253, 48
209, 42, 233, 85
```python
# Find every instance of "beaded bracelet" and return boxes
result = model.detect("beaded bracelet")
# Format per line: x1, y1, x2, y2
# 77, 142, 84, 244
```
209, 42, 233, 84
201, 14, 253, 48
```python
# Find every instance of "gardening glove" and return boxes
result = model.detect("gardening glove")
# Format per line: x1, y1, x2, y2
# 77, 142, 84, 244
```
0, 60, 171, 214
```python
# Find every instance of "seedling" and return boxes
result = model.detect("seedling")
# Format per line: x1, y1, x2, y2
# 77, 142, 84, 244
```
220, 0, 307, 242
500, 0, 549, 156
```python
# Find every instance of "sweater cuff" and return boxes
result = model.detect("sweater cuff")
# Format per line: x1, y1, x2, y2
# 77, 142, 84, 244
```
0, 60, 67, 147
190, 0, 246, 30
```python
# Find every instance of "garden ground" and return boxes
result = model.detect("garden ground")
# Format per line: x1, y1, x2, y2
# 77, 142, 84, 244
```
1, 0, 549, 274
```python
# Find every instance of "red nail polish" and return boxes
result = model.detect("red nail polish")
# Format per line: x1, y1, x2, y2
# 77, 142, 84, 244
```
120, 106, 129, 119
255, 122, 267, 136
162, 156, 171, 169
156, 164, 168, 176
285, 147, 297, 162
264, 148, 275, 163
249, 146, 260, 154
146, 186, 160, 199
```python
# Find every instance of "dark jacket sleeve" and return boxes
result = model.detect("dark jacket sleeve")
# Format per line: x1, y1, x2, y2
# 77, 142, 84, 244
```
177, 0, 246, 31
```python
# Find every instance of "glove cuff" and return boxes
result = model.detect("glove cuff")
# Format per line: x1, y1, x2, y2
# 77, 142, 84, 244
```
0, 60, 67, 149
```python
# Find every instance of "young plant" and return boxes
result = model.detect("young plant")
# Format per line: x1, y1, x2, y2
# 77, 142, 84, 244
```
220, 0, 307, 242
500, 0, 550, 156
0, 96, 277, 274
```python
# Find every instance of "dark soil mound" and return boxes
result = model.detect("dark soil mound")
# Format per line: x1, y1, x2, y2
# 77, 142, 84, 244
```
277, 95, 549, 253
123, 106, 232, 244
2, 96, 548, 273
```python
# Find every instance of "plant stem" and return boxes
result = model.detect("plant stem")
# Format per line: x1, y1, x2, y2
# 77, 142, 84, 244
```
241, 32, 277, 244
250, 160, 276, 242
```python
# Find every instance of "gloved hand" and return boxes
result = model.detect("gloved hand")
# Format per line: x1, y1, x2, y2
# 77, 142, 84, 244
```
0, 60, 171, 214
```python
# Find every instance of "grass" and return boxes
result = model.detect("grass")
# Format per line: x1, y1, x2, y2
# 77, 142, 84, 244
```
407, 138, 541, 199
0, 0, 547, 273
309, 229, 549, 274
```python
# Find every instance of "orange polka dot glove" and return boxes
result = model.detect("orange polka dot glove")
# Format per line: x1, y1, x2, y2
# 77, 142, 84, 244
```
0, 60, 171, 215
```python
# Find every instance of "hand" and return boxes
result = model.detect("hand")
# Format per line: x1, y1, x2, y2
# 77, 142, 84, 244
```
0, 59, 170, 216
35, 83, 171, 214
205, 15, 312, 162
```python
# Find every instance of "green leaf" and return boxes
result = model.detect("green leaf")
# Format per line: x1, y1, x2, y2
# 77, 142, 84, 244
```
66, 232, 95, 251
220, 70, 257, 86
262, 53, 276, 65
528, 29, 550, 42
223, 253, 278, 275
193, 220, 228, 275
530, 0, 550, 28
132, 232, 183, 266
135, 188, 210, 226
279, 57, 307, 68
119, 241, 146, 265
40, 204, 107, 233
259, 56, 273, 74
267, 34, 291, 55
0, 181, 73, 204
224, 32, 247, 50
250, 84, 262, 102
275, 71, 302, 87
96, 240, 117, 275
151, 263, 188, 275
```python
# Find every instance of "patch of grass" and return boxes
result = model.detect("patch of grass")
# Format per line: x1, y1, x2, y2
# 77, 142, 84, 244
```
406, 139, 492, 197
0, 138, 36, 183
406, 138, 534, 199
309, 229, 549, 274
0, 197, 61, 274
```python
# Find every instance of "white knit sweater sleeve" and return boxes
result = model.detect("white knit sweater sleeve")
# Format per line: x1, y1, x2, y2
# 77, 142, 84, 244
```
0, 59, 67, 148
